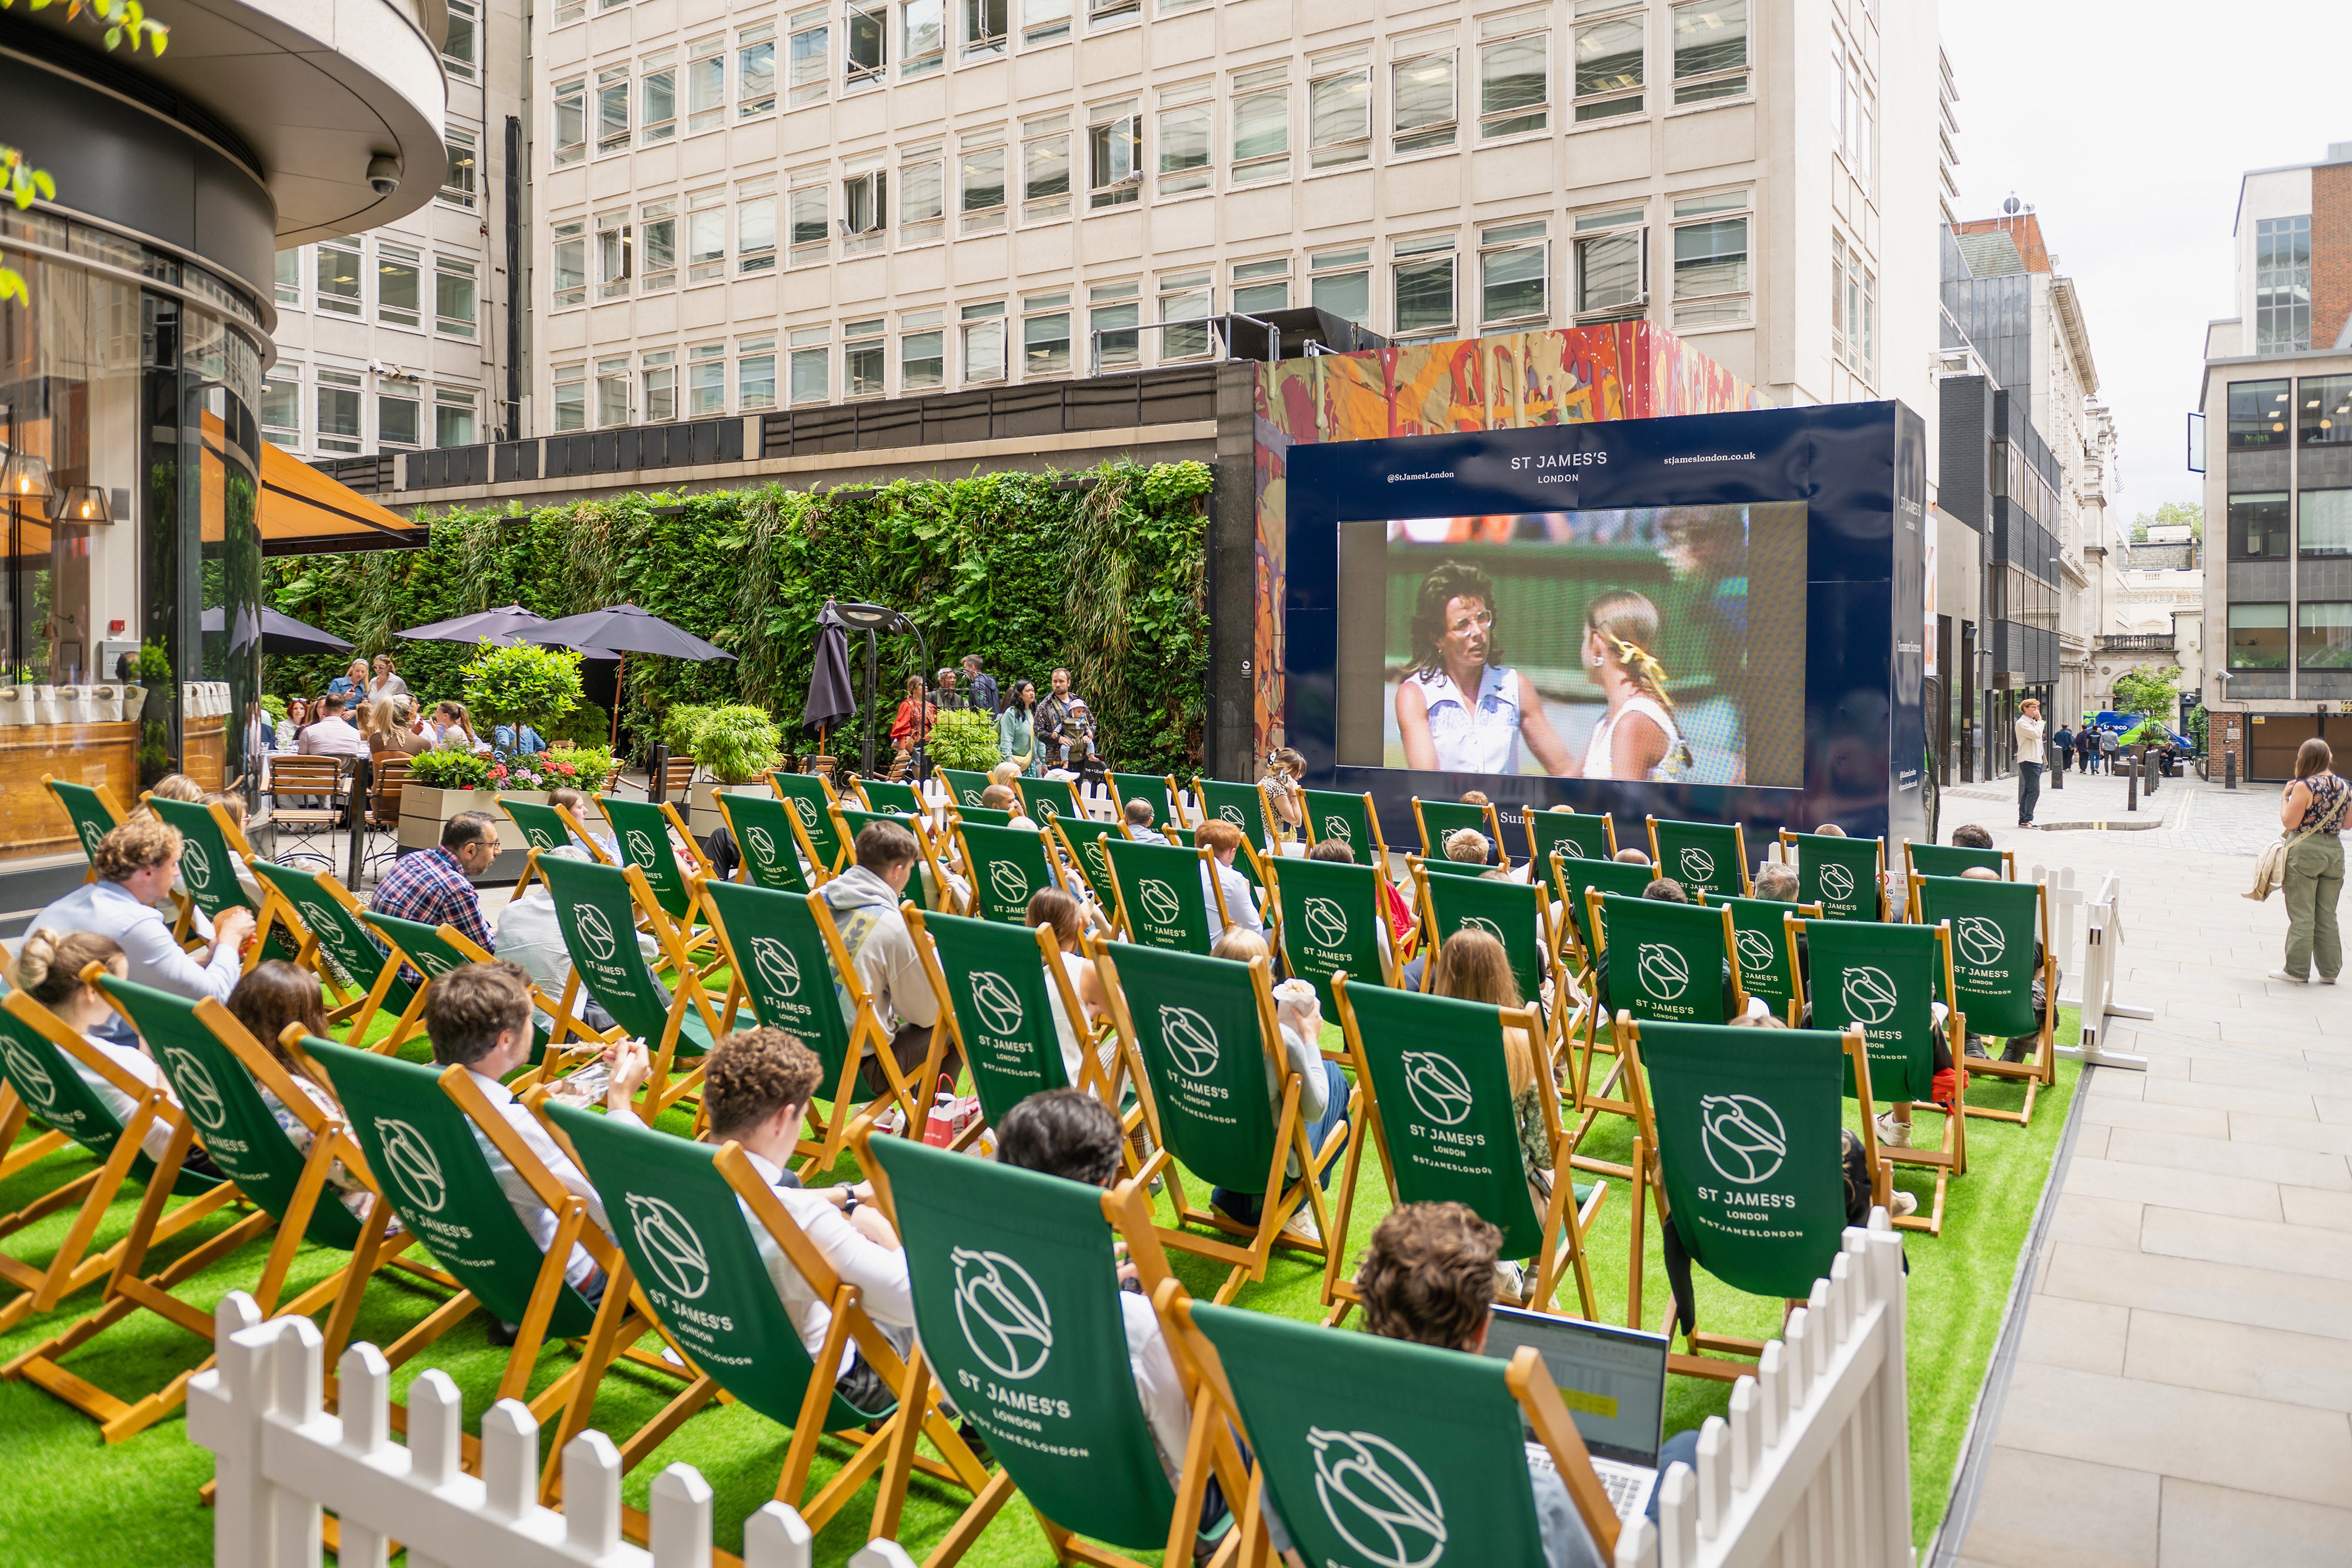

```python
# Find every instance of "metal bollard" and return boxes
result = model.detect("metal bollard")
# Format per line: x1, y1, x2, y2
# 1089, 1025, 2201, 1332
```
2050, 740, 2064, 790
649, 743, 670, 804
2126, 754, 2139, 812
2144, 745, 2159, 798
2226, 749, 2237, 790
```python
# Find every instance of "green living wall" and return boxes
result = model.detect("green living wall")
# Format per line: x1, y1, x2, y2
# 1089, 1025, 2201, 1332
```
265, 461, 1212, 777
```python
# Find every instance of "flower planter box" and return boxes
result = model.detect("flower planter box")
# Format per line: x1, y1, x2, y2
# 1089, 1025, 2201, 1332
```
687, 780, 771, 839
399, 786, 624, 854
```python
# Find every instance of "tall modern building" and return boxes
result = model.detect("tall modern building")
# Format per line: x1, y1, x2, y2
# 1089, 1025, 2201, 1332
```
2200, 141, 2352, 781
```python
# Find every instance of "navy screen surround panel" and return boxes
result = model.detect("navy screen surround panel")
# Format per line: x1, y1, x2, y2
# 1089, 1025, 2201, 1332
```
1279, 400, 1927, 857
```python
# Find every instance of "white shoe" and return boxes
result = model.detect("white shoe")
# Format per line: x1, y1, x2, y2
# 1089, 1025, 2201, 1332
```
1494, 1259, 1529, 1303
1889, 1192, 1919, 1218
1279, 1205, 1322, 1246
1875, 1111, 1913, 1149
2269, 969, 2310, 985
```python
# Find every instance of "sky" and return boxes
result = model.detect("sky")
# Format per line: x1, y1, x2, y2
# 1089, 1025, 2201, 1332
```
1939, 2, 2350, 521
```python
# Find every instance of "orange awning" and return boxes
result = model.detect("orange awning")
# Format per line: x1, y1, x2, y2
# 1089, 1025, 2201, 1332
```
257, 440, 421, 550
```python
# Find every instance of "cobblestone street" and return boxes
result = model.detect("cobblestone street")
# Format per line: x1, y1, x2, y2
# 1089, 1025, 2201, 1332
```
1941, 770, 2282, 860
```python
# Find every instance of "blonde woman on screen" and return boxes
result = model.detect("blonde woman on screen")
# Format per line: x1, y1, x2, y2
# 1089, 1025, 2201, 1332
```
1574, 590, 1694, 782
1395, 559, 1573, 777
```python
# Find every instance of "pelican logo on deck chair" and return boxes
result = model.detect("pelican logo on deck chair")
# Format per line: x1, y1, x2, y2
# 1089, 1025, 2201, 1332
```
951, 1246, 1054, 1381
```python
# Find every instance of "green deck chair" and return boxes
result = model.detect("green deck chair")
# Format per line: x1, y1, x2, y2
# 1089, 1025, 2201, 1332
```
1097, 942, 1350, 1303
1111, 770, 1188, 831
699, 876, 935, 1177
1799, 918, 1967, 1235
1324, 979, 1605, 1326
357, 908, 590, 1063
1102, 837, 1225, 955
44, 773, 126, 880
1618, 1017, 1883, 1378
1528, 807, 1617, 868
1412, 861, 1558, 1022
1194, 776, 1279, 848
599, 797, 716, 952
1413, 796, 1506, 867
857, 777, 926, 815
1904, 840, 2013, 881
1572, 892, 1744, 1180
1779, 830, 1887, 921
0, 991, 233, 1334
719, 791, 814, 894
499, 796, 613, 901
770, 771, 847, 873
1718, 895, 1819, 1025
1015, 774, 1086, 826
146, 795, 300, 964
1168, 1297, 1625, 1568
533, 855, 728, 1116
1548, 854, 1657, 969
248, 860, 417, 1048
937, 767, 993, 808
957, 820, 1064, 924
830, 805, 951, 913
1267, 853, 1399, 1015
548, 1101, 991, 1539
950, 803, 1017, 829
1299, 787, 1388, 865
1910, 872, 2054, 1124
1054, 814, 1129, 908
863, 1133, 1249, 1567
1646, 816, 1750, 900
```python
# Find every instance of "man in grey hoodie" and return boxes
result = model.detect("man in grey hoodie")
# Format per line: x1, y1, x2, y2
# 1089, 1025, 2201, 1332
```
821, 820, 955, 1096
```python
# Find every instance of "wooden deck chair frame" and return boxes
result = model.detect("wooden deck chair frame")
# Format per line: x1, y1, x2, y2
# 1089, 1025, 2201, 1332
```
1111, 770, 1192, 831
0, 992, 239, 1334
1095, 945, 1355, 1303
1264, 854, 1404, 1065
1909, 871, 2057, 1126
1903, 839, 2017, 882
1322, 977, 1608, 1328
1715, 895, 1824, 1025
600, 797, 721, 958
767, 769, 848, 875
1406, 855, 1567, 1066
1614, 1012, 1886, 1380
855, 775, 927, 814
542, 1109, 993, 1544
44, 773, 128, 882
245, 861, 419, 1048
1789, 916, 1969, 1236
359, 902, 612, 1079
1190, 774, 1284, 851
1015, 774, 1088, 829
1298, 785, 1390, 868
1053, 812, 1131, 918
3, 981, 436, 1442
145, 794, 270, 946
1645, 815, 1753, 900
831, 804, 965, 916
498, 795, 616, 902
1412, 795, 1508, 868
1546, 850, 1656, 978
1777, 829, 1889, 921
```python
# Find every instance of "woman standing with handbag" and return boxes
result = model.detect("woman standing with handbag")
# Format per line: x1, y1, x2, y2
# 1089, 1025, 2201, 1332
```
2274, 737, 2350, 984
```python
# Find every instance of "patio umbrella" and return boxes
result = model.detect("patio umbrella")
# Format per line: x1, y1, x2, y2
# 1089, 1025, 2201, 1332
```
513, 603, 736, 747
396, 604, 549, 646
803, 599, 856, 745
201, 604, 351, 655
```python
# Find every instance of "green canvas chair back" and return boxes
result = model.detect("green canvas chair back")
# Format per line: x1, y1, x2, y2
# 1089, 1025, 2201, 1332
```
96, 976, 365, 1249
1551, 857, 1656, 956
867, 1135, 1178, 1546
1191, 1301, 1555, 1568
1340, 984, 1545, 1257
1161, 824, 1196, 850
306, 1037, 598, 1337
913, 908, 1074, 1123
533, 855, 714, 1057
1783, 831, 1885, 921
1806, 920, 1945, 1105
1194, 777, 1272, 843
770, 773, 845, 871
1912, 874, 2041, 1037
958, 820, 1061, 924
1300, 788, 1380, 860
1055, 817, 1125, 905
1635, 1020, 1850, 1299
700, 878, 856, 1092
250, 861, 414, 1015
1528, 809, 1615, 868
1416, 854, 1495, 881
1719, 897, 1804, 1019
1415, 798, 1501, 864
548, 1100, 884, 1428
951, 804, 1016, 829
1273, 854, 1390, 1012
858, 778, 925, 814
1111, 772, 1183, 830
1593, 894, 1736, 1025
830, 807, 934, 912
1014, 775, 1083, 825
718, 793, 813, 894
360, 911, 478, 987
1649, 817, 1747, 899
146, 796, 258, 922
937, 768, 993, 809
1419, 871, 1550, 1014
0, 996, 218, 1196
500, 798, 580, 857
1906, 841, 2006, 879
1107, 941, 1280, 1191
599, 797, 699, 922
47, 777, 121, 871
1102, 838, 1217, 954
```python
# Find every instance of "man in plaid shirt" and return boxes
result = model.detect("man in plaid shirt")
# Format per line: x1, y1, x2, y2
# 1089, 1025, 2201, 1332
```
371, 812, 501, 981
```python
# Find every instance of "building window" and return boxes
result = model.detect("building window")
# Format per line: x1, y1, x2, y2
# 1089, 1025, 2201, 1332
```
1088, 101, 1140, 208
900, 0, 944, 75
1391, 45, 1456, 156
2303, 375, 2352, 446
688, 190, 725, 282
643, 350, 677, 422
552, 365, 586, 432
1022, 0, 1068, 44
1023, 291, 1071, 376
2230, 379, 2294, 449
686, 34, 726, 132
442, 126, 478, 208
261, 376, 300, 442
1392, 234, 1456, 339
1231, 65, 1289, 184
739, 23, 778, 113
843, 168, 887, 249
789, 328, 829, 403
1231, 258, 1289, 316
598, 65, 630, 152
641, 201, 676, 291
962, 138, 1007, 232
378, 388, 420, 448
443, 0, 477, 80
553, 79, 587, 165
593, 212, 631, 299
1671, 0, 1746, 104
1090, 0, 1138, 26
377, 243, 421, 328
275, 249, 300, 307
554, 0, 582, 25
1157, 85, 1212, 196
1158, 270, 1213, 359
1830, 232, 1849, 363
2226, 493, 2291, 561
1090, 280, 1140, 369
845, 319, 886, 396
1860, 266, 1877, 380
2302, 604, 2352, 669
596, 357, 630, 426
2256, 215, 2313, 355
739, 336, 777, 410
317, 370, 362, 453
1670, 190, 1748, 327
1478, 12, 1548, 138
1309, 51, 1371, 169
2227, 603, 2288, 670
1024, 116, 1071, 222
1575, 206, 1645, 321
2303, 490, 2352, 557
436, 256, 477, 337
1573, 11, 1644, 121
963, 0, 1005, 54
742, 179, 780, 273
784, 172, 824, 263
436, 388, 476, 447
552, 222, 586, 306
789, 8, 830, 105
847, 0, 887, 82
1311, 246, 1372, 325
901, 310, 946, 389
900, 149, 945, 243
688, 342, 726, 414
961, 302, 1007, 383
316, 237, 362, 316
642, 53, 677, 142
1479, 219, 1547, 326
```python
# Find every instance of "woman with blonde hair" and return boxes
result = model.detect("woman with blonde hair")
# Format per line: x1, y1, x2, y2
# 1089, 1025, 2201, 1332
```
1574, 589, 1692, 782
1427, 927, 1553, 1296
11, 928, 210, 1168
365, 696, 432, 756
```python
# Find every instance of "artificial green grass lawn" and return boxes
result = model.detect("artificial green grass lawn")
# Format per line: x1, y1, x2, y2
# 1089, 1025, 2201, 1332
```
0, 1004, 2080, 1565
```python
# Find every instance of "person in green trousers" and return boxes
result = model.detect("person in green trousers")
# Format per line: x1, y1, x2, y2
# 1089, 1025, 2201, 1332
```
2275, 737, 2350, 985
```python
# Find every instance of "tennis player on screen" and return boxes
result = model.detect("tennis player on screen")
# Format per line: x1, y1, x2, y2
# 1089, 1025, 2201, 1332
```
1575, 589, 1694, 782
1395, 560, 1575, 776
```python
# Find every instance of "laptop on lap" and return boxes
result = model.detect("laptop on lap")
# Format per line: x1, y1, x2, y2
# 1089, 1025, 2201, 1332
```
1483, 1306, 1673, 1521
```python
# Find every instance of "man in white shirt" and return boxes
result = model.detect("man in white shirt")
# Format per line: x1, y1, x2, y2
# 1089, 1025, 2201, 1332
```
299, 694, 371, 763
28, 817, 253, 1044
2013, 697, 2044, 830
1194, 820, 1264, 946
698, 1027, 917, 1413
425, 961, 649, 1335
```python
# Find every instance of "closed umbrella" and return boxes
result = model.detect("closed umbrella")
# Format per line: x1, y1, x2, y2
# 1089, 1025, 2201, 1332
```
513, 603, 736, 747
803, 600, 856, 747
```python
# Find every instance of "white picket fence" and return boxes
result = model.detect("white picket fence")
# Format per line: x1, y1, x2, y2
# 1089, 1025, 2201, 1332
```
2047, 868, 2150, 1069
192, 1223, 1913, 1568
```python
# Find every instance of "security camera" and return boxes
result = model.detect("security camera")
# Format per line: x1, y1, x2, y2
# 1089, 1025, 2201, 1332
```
366, 155, 401, 198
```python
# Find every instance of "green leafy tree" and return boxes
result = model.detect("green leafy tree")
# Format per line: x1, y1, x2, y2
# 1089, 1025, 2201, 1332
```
461, 640, 583, 731
2130, 500, 2202, 543
2112, 664, 2182, 725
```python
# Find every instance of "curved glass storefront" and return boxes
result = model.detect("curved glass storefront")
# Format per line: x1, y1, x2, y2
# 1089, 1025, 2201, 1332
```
0, 205, 268, 861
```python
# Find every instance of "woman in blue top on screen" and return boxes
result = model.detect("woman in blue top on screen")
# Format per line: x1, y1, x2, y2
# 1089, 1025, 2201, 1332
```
1575, 590, 1693, 783
1396, 560, 1574, 776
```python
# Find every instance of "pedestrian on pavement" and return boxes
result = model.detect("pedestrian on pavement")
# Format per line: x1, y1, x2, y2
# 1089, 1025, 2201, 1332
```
960, 653, 999, 716
2099, 726, 2119, 774
2273, 737, 2349, 985
2014, 698, 2044, 828
2076, 726, 2096, 774
2052, 720, 2075, 771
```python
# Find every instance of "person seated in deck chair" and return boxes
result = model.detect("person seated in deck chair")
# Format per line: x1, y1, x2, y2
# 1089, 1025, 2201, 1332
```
549, 787, 619, 860
1586, 877, 1743, 1019
698, 1026, 916, 1412
1612, 847, 1652, 867
1949, 823, 1994, 850
228, 961, 379, 1219
1196, 820, 1264, 947
427, 962, 649, 1339
29, 817, 254, 1038
1123, 798, 1170, 846
1204, 929, 1343, 1245
1955, 864, 2059, 1063
1748, 862, 1812, 987
822, 821, 958, 1098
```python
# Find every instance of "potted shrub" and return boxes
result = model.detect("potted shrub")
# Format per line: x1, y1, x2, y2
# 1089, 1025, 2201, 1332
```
463, 641, 584, 755
687, 704, 783, 834
927, 708, 1001, 774
397, 747, 504, 854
